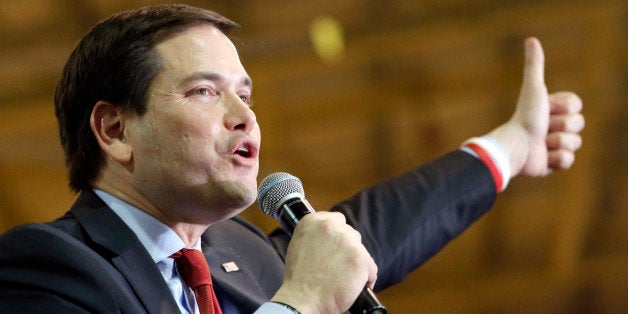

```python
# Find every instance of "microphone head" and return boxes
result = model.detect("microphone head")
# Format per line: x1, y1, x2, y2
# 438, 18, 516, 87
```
257, 172, 304, 217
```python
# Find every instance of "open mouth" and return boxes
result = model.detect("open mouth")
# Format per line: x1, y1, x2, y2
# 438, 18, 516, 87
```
232, 140, 258, 160
234, 146, 251, 158
230, 138, 259, 161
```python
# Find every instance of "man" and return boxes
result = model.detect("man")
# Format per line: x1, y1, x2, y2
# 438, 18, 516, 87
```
0, 4, 584, 314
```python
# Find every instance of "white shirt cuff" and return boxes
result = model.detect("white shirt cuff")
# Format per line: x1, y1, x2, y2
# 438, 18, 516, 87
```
254, 302, 299, 314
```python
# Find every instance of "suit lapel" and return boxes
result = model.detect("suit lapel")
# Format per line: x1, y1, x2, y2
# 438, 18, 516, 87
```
205, 246, 269, 312
200, 217, 287, 312
71, 191, 180, 314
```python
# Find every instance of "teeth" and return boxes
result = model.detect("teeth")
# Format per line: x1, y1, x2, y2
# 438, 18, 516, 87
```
235, 146, 251, 157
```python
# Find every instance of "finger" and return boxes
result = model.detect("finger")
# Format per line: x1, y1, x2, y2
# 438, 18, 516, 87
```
296, 212, 344, 238
550, 92, 583, 114
366, 255, 378, 289
549, 113, 585, 133
342, 224, 363, 243
522, 37, 545, 89
547, 132, 583, 151
308, 211, 347, 224
548, 150, 575, 170
326, 211, 347, 224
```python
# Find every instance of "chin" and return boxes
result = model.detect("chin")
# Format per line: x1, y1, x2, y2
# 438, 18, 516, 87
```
221, 205, 249, 221
223, 181, 257, 208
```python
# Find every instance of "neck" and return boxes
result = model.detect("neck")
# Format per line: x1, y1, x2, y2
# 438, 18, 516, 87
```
92, 179, 210, 248
169, 223, 208, 248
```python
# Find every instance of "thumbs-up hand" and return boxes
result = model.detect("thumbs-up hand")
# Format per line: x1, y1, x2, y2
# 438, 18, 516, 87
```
489, 37, 585, 178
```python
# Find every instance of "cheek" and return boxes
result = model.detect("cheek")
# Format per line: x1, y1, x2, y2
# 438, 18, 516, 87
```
139, 106, 226, 164
175, 116, 225, 162
254, 123, 262, 139
165, 110, 220, 142
183, 106, 222, 133
134, 115, 195, 164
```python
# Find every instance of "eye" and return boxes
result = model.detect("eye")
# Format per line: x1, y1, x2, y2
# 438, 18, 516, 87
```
239, 94, 254, 107
186, 87, 215, 97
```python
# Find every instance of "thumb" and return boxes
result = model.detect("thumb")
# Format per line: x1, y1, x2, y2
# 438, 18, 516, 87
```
522, 37, 545, 91
510, 37, 551, 177
515, 37, 549, 128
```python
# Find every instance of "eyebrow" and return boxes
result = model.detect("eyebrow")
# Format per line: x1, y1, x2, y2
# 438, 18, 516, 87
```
180, 71, 253, 90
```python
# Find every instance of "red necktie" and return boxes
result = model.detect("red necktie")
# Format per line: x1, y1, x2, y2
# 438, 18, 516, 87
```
171, 248, 223, 314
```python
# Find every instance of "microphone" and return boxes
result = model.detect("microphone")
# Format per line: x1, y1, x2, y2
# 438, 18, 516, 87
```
258, 172, 387, 314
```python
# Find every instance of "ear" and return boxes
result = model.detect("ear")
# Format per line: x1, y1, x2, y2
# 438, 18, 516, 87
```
90, 101, 132, 164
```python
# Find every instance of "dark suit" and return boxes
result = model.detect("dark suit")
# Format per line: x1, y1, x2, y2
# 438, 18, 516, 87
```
0, 151, 495, 313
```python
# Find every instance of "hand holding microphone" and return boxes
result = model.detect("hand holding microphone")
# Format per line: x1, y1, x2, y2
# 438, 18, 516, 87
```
258, 172, 387, 314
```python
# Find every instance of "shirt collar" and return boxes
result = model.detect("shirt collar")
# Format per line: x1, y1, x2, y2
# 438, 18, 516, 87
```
93, 189, 201, 263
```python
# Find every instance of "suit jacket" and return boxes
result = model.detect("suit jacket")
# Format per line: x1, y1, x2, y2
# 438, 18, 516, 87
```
0, 151, 496, 313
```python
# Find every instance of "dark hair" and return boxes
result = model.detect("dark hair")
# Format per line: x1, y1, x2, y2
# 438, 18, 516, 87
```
54, 4, 238, 192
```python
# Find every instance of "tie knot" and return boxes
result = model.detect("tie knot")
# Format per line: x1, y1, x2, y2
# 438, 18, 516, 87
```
170, 248, 212, 288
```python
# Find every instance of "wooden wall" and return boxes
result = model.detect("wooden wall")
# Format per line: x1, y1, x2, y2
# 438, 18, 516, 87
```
0, 0, 625, 312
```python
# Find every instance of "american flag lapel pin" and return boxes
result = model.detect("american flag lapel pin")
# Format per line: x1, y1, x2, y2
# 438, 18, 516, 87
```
221, 261, 240, 273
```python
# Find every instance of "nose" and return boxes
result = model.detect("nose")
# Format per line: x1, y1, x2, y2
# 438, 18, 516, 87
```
224, 93, 257, 133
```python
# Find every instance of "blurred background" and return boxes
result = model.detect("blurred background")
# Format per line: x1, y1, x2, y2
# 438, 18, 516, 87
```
0, 0, 625, 312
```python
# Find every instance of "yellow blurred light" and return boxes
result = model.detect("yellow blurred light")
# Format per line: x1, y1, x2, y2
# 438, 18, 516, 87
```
309, 15, 345, 65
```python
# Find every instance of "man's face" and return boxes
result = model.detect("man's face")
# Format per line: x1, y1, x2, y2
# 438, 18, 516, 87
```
126, 25, 260, 223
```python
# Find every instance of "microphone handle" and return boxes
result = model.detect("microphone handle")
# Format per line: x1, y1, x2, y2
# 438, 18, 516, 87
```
349, 288, 387, 314
277, 200, 388, 314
